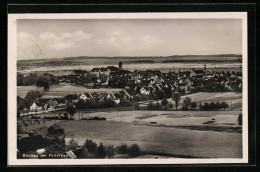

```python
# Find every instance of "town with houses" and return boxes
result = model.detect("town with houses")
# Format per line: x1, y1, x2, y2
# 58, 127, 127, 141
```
17, 62, 242, 115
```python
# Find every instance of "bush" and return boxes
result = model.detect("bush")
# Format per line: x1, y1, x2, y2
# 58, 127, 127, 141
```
128, 144, 141, 156
190, 102, 197, 109
83, 139, 98, 156
17, 123, 23, 134
199, 101, 228, 111
66, 138, 78, 151
221, 102, 229, 109
97, 143, 107, 158
60, 116, 69, 120
183, 97, 192, 109
106, 145, 116, 158
116, 143, 128, 154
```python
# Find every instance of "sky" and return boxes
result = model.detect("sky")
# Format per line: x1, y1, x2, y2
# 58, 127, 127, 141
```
17, 19, 242, 60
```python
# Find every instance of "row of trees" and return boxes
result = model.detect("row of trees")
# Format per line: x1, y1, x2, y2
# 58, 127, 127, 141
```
17, 73, 59, 90
199, 101, 229, 111
71, 139, 141, 158
146, 93, 229, 111
53, 138, 141, 159
146, 93, 182, 110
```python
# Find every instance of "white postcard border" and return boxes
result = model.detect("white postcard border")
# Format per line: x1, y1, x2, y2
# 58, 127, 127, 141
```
8, 12, 248, 165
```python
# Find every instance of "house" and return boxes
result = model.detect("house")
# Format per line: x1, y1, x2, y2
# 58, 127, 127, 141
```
90, 67, 110, 76
30, 102, 42, 111
17, 135, 48, 154
107, 93, 116, 99
79, 93, 88, 100
190, 68, 205, 77
140, 87, 150, 95
179, 85, 190, 94
123, 88, 135, 99
53, 100, 59, 108
48, 125, 64, 135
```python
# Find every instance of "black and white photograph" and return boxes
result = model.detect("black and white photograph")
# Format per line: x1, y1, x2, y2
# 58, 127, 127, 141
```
8, 12, 248, 165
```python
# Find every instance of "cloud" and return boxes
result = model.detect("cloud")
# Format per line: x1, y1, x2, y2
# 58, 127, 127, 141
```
39, 30, 93, 50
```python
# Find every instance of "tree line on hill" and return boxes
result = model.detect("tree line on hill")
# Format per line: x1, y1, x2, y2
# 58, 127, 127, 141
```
145, 93, 229, 111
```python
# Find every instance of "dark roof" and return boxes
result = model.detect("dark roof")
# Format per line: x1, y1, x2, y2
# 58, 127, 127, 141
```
107, 66, 119, 71
34, 101, 43, 106
17, 135, 48, 153
113, 92, 123, 99
91, 68, 99, 72
124, 88, 135, 96
193, 70, 205, 74
100, 67, 107, 72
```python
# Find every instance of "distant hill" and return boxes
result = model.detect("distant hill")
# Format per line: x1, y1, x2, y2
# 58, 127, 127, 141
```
18, 54, 242, 62
62, 54, 242, 60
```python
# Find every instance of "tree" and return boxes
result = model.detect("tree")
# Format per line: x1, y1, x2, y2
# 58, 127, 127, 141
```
104, 99, 116, 108
129, 144, 141, 156
36, 76, 50, 91
64, 113, 69, 118
17, 123, 23, 134
161, 98, 168, 109
204, 102, 209, 110
106, 145, 116, 158
66, 138, 78, 151
134, 103, 139, 110
17, 73, 24, 86
210, 102, 215, 110
190, 102, 197, 110
45, 136, 66, 155
75, 99, 87, 110
172, 93, 181, 110
116, 143, 128, 154
183, 97, 192, 109
83, 139, 98, 156
215, 101, 221, 110
97, 142, 107, 158
66, 104, 76, 118
221, 102, 229, 110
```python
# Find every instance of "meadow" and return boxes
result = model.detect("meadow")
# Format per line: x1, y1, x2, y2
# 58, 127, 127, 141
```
35, 120, 242, 158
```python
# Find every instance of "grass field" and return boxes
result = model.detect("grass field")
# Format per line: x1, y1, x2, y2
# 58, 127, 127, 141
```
35, 120, 242, 158
17, 86, 44, 98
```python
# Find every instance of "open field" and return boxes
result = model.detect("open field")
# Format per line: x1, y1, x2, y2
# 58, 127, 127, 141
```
31, 110, 242, 134
17, 86, 44, 99
34, 120, 242, 158
21, 109, 242, 158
